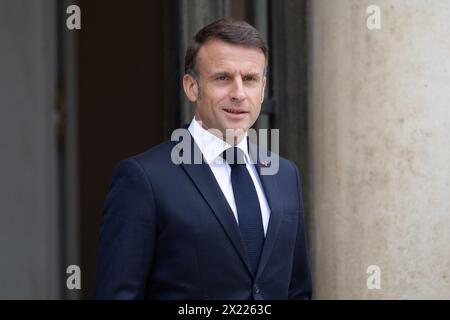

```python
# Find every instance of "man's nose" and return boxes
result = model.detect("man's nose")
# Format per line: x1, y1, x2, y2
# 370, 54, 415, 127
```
230, 78, 246, 101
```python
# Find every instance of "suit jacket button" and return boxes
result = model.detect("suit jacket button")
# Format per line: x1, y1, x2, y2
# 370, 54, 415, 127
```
254, 285, 260, 294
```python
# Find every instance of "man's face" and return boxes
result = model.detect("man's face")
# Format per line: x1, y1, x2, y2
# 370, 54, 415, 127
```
183, 39, 266, 140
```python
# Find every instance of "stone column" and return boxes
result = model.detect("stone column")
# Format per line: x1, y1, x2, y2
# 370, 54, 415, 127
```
309, 0, 450, 298
0, 0, 60, 298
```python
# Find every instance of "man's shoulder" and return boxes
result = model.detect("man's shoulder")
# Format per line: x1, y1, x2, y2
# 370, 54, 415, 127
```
119, 139, 177, 172
270, 151, 294, 166
274, 153, 300, 179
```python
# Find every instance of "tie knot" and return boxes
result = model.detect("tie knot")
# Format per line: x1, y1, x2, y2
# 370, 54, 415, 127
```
222, 147, 246, 167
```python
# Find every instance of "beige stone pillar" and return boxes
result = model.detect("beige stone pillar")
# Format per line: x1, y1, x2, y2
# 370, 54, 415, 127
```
309, 0, 450, 299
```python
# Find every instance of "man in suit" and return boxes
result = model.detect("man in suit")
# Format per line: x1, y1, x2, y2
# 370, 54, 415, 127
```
95, 18, 312, 299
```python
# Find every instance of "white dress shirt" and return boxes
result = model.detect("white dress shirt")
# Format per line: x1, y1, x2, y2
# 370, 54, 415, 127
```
188, 117, 271, 236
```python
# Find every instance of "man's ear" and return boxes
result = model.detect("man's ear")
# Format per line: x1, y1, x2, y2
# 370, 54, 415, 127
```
183, 74, 199, 102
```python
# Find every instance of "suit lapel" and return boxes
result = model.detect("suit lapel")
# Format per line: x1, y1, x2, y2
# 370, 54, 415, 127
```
248, 142, 284, 279
173, 135, 254, 277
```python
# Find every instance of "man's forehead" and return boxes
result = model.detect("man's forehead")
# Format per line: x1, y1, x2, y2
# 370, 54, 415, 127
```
197, 39, 266, 72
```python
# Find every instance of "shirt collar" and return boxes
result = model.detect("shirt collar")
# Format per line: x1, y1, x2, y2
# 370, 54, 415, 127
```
188, 117, 250, 165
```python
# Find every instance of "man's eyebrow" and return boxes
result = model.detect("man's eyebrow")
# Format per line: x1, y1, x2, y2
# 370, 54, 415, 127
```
209, 71, 262, 79
243, 73, 261, 80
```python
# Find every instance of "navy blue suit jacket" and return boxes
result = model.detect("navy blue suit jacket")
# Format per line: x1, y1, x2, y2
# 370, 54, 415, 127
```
95, 132, 312, 299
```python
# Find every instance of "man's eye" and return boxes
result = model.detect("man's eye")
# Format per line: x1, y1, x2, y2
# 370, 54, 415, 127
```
215, 75, 228, 81
244, 76, 257, 82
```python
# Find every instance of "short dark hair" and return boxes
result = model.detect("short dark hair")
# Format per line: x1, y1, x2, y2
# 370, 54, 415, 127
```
184, 18, 268, 79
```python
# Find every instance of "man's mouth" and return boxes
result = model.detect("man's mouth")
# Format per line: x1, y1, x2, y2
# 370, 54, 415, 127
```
223, 108, 247, 114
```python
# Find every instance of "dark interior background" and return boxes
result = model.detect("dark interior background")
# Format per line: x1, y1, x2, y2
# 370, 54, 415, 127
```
77, 0, 164, 297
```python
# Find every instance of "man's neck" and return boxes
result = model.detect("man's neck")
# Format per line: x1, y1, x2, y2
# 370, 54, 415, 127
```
193, 116, 247, 146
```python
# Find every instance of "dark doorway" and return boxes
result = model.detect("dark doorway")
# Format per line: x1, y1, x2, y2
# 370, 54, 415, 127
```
77, 0, 165, 298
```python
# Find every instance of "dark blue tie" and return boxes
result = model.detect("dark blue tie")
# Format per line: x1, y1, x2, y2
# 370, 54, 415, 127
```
223, 147, 265, 275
